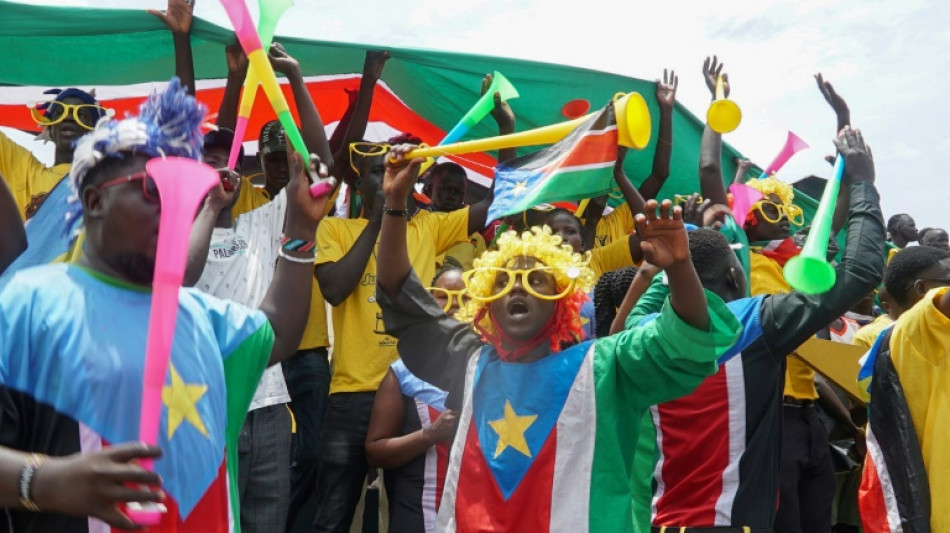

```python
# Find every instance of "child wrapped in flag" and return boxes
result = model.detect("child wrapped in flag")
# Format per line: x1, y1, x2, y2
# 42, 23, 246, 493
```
375, 142, 741, 532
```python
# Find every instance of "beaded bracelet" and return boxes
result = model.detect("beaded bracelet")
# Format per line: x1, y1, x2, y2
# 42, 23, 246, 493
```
19, 453, 47, 512
383, 206, 408, 217
280, 235, 316, 254
278, 248, 316, 264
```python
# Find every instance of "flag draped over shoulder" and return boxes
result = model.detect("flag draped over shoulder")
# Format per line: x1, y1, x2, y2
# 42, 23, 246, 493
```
487, 104, 618, 222
859, 327, 932, 533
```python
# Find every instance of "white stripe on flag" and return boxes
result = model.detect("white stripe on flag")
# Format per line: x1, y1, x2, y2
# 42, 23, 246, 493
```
866, 425, 905, 533
714, 355, 747, 525
415, 399, 439, 533
650, 405, 666, 521
435, 350, 482, 533
550, 345, 597, 533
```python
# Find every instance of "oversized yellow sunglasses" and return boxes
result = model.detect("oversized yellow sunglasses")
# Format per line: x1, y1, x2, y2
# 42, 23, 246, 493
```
29, 101, 113, 130
751, 200, 804, 226
462, 266, 580, 303
426, 287, 471, 312
348, 142, 391, 175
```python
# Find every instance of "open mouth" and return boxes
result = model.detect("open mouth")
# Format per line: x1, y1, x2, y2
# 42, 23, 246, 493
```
507, 298, 530, 317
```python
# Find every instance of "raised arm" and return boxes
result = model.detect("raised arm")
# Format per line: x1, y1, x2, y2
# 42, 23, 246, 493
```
816, 73, 853, 235
148, 0, 196, 95
638, 69, 677, 201
215, 42, 249, 130
467, 74, 516, 235
635, 199, 710, 330
258, 152, 334, 365
764, 127, 884, 355
610, 263, 663, 335
698, 56, 730, 207
329, 51, 389, 180
365, 370, 456, 469
0, 173, 26, 275
269, 42, 334, 168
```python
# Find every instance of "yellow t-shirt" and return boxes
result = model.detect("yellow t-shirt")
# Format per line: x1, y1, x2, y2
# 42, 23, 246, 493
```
438, 232, 487, 272
298, 280, 330, 350
0, 132, 71, 221
593, 202, 634, 248
749, 251, 819, 400
852, 314, 894, 351
888, 287, 950, 531
589, 236, 636, 281
316, 207, 469, 394
231, 177, 271, 221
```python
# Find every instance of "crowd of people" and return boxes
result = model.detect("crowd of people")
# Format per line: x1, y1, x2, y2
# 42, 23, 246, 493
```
0, 1, 948, 533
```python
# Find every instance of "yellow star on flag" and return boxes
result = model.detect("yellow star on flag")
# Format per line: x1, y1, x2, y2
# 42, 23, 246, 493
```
512, 180, 529, 195
488, 400, 537, 459
161, 363, 209, 440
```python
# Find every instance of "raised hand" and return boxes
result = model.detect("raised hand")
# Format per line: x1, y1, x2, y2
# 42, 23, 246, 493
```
733, 158, 756, 183
702, 55, 729, 99
268, 42, 300, 77
31, 443, 164, 531
423, 409, 458, 444
832, 126, 874, 184
815, 73, 849, 117
383, 144, 425, 205
655, 69, 678, 109
147, 0, 194, 35
481, 73, 515, 127
225, 41, 248, 77
634, 199, 689, 269
285, 151, 335, 234
363, 50, 390, 82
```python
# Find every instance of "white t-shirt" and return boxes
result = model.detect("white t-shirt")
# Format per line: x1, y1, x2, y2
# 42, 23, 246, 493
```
196, 190, 290, 411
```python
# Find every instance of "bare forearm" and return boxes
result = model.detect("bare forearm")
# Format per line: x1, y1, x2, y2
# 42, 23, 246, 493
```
261, 222, 317, 365
287, 70, 333, 167
666, 261, 710, 331
496, 119, 517, 164
648, 105, 673, 183
610, 271, 654, 335
216, 72, 245, 130
816, 379, 858, 431
317, 218, 381, 305
699, 125, 728, 206
183, 203, 220, 287
366, 430, 433, 469
614, 166, 647, 217
172, 32, 195, 96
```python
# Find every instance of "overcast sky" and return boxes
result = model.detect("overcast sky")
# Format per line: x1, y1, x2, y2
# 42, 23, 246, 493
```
10, 0, 950, 229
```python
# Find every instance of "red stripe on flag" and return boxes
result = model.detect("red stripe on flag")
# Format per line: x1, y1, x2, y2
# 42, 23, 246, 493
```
859, 453, 893, 533
454, 422, 556, 531
556, 128, 619, 169
429, 405, 450, 512
118, 460, 230, 533
653, 367, 731, 526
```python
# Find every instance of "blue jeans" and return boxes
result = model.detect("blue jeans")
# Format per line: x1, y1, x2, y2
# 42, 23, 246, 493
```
238, 403, 292, 533
283, 348, 331, 532
311, 391, 376, 533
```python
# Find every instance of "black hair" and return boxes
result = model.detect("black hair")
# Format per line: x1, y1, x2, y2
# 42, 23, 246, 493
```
887, 213, 912, 234
431, 263, 463, 286
543, 208, 582, 231
80, 153, 134, 190
688, 229, 734, 283
883, 246, 950, 307
430, 162, 466, 181
593, 266, 637, 338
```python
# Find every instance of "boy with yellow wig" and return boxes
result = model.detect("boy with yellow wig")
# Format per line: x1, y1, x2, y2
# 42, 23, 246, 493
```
374, 144, 741, 532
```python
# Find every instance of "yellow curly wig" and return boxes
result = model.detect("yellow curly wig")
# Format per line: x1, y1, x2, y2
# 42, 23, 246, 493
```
456, 226, 595, 349
745, 176, 795, 206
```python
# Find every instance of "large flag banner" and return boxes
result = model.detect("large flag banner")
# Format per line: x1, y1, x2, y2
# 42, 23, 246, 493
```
487, 104, 618, 222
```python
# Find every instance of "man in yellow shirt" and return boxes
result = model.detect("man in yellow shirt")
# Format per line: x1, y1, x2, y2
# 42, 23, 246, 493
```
2, 88, 107, 221
860, 246, 950, 532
